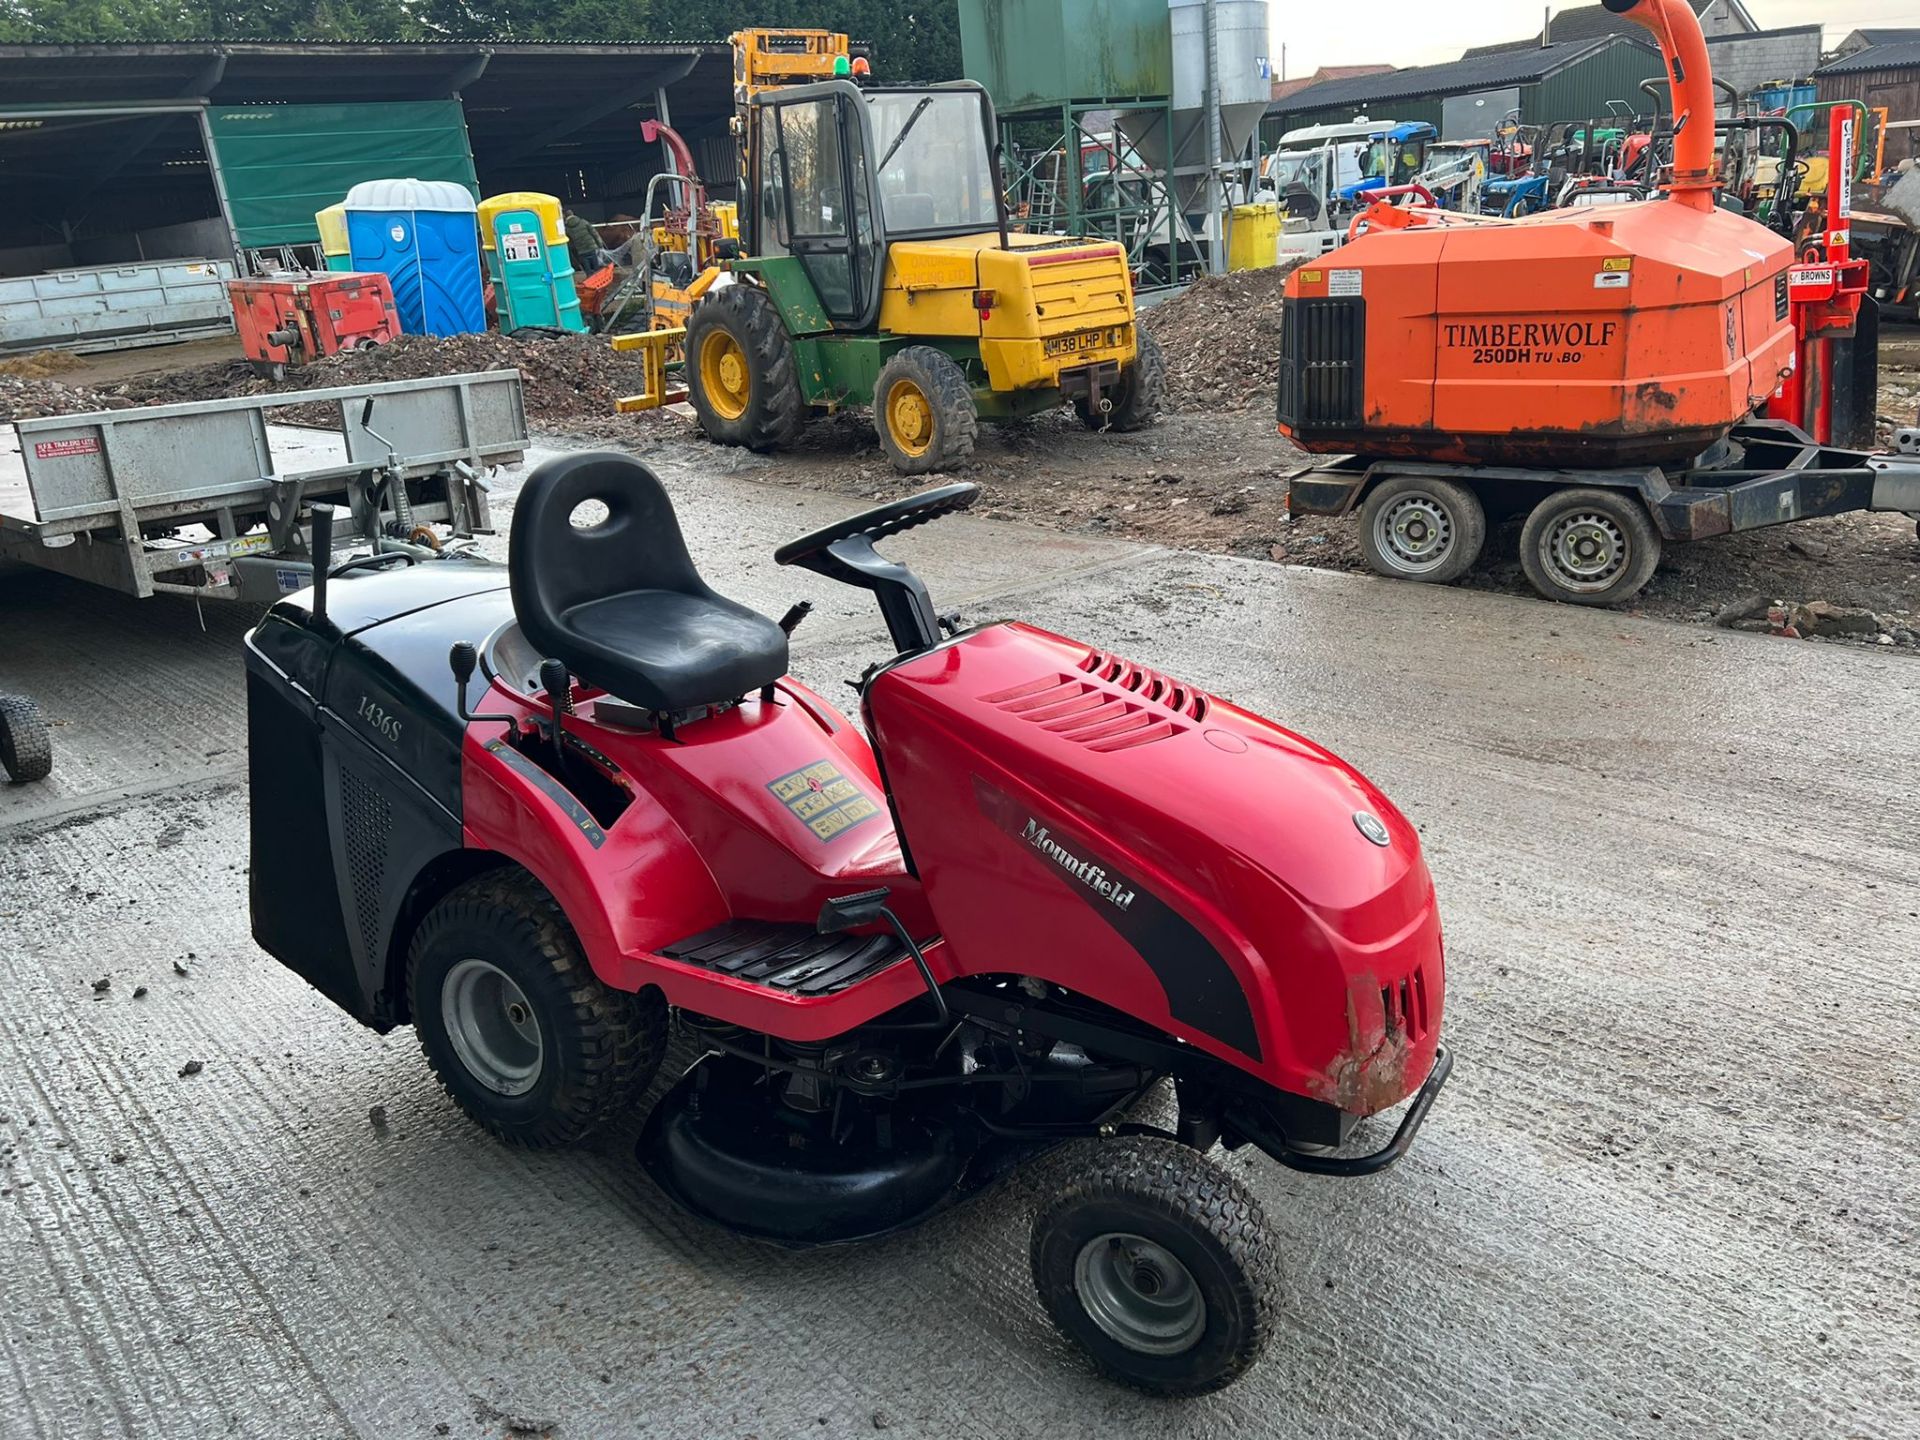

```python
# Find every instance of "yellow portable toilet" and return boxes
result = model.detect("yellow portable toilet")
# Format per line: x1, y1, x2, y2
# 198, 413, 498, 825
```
315, 204, 352, 272
477, 191, 584, 332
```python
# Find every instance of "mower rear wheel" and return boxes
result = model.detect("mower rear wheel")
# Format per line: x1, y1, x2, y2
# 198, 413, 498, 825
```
0, 694, 53, 783
874, 346, 977, 474
1030, 1137, 1277, 1396
407, 872, 665, 1148
1359, 475, 1486, 584
1519, 486, 1661, 605
685, 281, 805, 452
1077, 332, 1165, 432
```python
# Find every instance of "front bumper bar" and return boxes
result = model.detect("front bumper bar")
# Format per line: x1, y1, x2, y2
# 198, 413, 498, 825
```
1233, 1046, 1454, 1179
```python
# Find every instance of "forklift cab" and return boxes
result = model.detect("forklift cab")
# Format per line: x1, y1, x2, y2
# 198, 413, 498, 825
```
744, 80, 1006, 331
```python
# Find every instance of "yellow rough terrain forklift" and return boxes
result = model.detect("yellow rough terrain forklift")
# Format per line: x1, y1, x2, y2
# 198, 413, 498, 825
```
679, 29, 1164, 474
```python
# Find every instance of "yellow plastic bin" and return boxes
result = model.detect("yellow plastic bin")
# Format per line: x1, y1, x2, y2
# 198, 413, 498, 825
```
1226, 204, 1280, 272
315, 203, 352, 272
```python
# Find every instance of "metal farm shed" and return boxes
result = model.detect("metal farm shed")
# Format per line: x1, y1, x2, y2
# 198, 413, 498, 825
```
1816, 42, 1920, 170
1261, 35, 1667, 146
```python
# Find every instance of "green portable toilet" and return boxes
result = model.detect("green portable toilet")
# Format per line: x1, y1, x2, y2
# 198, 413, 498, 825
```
477, 191, 585, 333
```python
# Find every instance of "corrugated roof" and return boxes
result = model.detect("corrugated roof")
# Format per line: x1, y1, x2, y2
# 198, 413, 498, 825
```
1463, 2, 1717, 59
1268, 37, 1647, 117
1818, 41, 1920, 77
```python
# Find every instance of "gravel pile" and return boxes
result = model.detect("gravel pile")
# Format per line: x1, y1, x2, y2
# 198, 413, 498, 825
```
1142, 264, 1300, 412
0, 375, 124, 423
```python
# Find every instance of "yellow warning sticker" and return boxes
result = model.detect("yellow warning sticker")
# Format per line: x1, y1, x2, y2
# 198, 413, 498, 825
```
1601, 257, 1633, 272
1300, 270, 1323, 283
767, 759, 881, 842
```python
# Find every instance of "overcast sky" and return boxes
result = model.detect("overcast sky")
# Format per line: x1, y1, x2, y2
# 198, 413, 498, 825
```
1271, 1, 1915, 79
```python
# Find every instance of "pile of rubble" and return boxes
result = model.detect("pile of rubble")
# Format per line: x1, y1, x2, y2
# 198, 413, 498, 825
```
1142, 263, 1300, 412
116, 331, 657, 420
1715, 595, 1920, 648
0, 374, 125, 423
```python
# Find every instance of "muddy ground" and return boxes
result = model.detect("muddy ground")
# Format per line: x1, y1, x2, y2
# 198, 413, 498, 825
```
12, 294, 1920, 649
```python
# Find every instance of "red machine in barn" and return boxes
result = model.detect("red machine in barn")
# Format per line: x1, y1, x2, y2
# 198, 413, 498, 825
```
227, 271, 400, 379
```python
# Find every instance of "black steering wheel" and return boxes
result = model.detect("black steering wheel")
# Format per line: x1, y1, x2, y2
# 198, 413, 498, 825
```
774, 482, 979, 574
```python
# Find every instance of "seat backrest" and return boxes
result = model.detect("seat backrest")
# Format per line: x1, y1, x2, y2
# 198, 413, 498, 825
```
509, 451, 707, 657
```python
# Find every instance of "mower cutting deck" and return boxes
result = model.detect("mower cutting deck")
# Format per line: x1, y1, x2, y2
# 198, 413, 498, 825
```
244, 454, 1450, 1396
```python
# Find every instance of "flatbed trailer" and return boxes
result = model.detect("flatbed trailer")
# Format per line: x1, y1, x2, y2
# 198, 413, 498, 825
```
0, 370, 526, 605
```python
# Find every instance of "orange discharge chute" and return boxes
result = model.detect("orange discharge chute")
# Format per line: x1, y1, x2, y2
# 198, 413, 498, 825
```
1279, 0, 1795, 468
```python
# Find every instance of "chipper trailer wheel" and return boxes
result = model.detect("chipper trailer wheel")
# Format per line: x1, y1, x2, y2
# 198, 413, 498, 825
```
1358, 475, 1487, 584
1030, 1136, 1278, 1397
874, 346, 978, 475
0, 694, 53, 783
1077, 331, 1166, 433
1518, 487, 1662, 606
407, 872, 665, 1147
685, 282, 805, 452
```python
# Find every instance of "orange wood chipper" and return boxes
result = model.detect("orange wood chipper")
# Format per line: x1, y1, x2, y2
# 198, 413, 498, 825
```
228, 271, 400, 380
1281, 0, 1920, 605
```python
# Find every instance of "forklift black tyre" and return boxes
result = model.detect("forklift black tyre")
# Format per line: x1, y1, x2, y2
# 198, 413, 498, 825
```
1519, 486, 1662, 606
1030, 1137, 1278, 1397
874, 346, 978, 475
1077, 332, 1165, 432
1358, 475, 1486, 584
686, 282, 805, 452
0, 694, 53, 783
407, 871, 665, 1148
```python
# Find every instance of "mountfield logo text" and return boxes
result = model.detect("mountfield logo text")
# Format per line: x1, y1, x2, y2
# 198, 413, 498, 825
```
1021, 818, 1135, 910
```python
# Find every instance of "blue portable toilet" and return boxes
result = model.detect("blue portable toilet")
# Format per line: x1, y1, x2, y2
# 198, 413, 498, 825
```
341, 179, 484, 337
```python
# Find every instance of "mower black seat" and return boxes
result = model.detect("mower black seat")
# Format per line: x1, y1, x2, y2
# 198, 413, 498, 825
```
509, 451, 788, 713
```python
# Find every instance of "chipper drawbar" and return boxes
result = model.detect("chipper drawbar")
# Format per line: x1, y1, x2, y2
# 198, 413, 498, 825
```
245, 456, 1450, 1395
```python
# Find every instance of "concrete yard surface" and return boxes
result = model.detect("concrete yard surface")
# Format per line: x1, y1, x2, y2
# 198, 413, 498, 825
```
1, 453, 1916, 1440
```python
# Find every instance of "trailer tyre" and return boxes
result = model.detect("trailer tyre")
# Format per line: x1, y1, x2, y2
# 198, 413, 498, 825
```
1358, 475, 1486, 583
1031, 1137, 1277, 1396
1519, 487, 1661, 605
686, 281, 805, 452
0, 695, 52, 784
407, 872, 665, 1148
1078, 332, 1165, 432
874, 346, 978, 475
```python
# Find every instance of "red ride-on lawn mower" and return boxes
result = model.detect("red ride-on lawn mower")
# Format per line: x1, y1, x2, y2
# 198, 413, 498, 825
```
244, 453, 1451, 1394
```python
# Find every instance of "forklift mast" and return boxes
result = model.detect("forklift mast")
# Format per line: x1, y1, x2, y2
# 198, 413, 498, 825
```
729, 29, 853, 190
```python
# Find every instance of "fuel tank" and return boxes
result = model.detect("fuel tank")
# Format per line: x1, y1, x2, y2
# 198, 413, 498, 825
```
865, 623, 1443, 1112
1277, 197, 1797, 466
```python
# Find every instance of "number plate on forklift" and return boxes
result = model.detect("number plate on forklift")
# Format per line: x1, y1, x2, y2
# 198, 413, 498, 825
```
1043, 327, 1124, 358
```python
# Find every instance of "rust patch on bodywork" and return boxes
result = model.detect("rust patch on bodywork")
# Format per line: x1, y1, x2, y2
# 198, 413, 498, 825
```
1310, 985, 1413, 1116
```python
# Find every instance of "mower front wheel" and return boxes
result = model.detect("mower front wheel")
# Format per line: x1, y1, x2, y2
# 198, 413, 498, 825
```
1030, 1137, 1277, 1396
874, 346, 978, 475
407, 872, 665, 1148
1358, 475, 1486, 584
1518, 486, 1661, 605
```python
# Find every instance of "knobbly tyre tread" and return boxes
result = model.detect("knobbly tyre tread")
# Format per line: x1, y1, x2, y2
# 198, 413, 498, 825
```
0, 694, 53, 783
1029, 1135, 1279, 1396
407, 871, 665, 1148
686, 281, 806, 452
874, 345, 979, 474
1079, 330, 1166, 432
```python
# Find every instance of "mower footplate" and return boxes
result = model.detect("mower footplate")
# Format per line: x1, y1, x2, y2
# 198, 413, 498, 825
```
660, 919, 912, 995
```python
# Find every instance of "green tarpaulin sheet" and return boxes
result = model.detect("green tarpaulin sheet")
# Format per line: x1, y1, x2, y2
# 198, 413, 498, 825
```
206, 102, 479, 249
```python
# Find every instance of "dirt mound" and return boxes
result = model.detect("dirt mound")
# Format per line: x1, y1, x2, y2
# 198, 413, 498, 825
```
0, 350, 83, 380
1142, 264, 1299, 412
112, 330, 656, 421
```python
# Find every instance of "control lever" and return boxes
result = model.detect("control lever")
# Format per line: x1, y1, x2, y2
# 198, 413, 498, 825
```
818, 888, 949, 1029
776, 600, 813, 636
538, 658, 575, 783
448, 642, 515, 726
309, 502, 335, 625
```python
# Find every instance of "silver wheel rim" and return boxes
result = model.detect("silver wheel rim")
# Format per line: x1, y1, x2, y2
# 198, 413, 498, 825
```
441, 958, 543, 1096
1373, 493, 1455, 575
1541, 510, 1627, 592
1073, 1233, 1207, 1355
